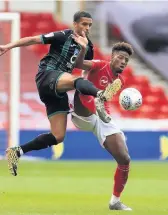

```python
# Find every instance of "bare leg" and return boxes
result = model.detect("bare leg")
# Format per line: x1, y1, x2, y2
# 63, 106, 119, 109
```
6, 113, 68, 176
103, 133, 132, 210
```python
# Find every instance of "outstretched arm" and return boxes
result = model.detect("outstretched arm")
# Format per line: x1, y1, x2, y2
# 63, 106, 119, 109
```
72, 32, 93, 71
76, 59, 93, 71
0, 35, 41, 56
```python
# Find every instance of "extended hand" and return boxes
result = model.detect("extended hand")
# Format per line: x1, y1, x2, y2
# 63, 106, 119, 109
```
72, 31, 88, 49
0, 45, 8, 56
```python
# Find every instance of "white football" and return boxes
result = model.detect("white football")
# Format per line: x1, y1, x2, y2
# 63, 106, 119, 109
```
119, 88, 142, 110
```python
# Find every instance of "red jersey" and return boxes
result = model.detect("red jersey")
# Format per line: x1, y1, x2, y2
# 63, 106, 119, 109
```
79, 60, 124, 114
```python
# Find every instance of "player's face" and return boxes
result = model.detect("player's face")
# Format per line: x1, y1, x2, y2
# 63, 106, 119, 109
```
73, 17, 93, 36
111, 51, 130, 74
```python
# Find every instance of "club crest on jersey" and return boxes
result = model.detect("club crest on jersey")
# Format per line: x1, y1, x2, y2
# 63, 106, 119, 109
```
100, 76, 108, 87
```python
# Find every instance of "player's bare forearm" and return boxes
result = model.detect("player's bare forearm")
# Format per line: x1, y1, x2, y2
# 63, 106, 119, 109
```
73, 31, 92, 70
6, 36, 41, 49
75, 47, 87, 69
75, 59, 93, 71
0, 35, 42, 56
75, 47, 93, 70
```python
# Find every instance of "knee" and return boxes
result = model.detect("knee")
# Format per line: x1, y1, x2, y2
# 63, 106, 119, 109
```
51, 129, 65, 143
117, 153, 131, 165
69, 76, 77, 84
74, 77, 83, 88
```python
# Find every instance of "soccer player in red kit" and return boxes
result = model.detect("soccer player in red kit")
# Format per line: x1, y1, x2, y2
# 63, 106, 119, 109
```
79, 60, 124, 117
73, 39, 134, 210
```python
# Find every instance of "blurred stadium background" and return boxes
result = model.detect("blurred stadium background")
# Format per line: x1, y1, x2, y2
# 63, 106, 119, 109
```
0, 1, 168, 214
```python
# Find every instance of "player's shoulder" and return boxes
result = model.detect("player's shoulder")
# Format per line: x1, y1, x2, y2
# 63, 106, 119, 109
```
61, 29, 72, 35
91, 60, 108, 68
55, 29, 72, 37
92, 59, 107, 64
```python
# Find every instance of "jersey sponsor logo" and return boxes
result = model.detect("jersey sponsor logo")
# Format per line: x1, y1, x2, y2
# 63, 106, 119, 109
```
74, 48, 79, 55
66, 62, 73, 70
44, 32, 54, 38
66, 48, 80, 70
100, 76, 108, 86
70, 48, 80, 65
70, 55, 77, 64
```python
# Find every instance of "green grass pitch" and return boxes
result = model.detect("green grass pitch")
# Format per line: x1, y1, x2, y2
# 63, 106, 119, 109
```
0, 160, 168, 215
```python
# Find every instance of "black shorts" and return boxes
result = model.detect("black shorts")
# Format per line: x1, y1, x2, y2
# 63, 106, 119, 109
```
35, 69, 70, 118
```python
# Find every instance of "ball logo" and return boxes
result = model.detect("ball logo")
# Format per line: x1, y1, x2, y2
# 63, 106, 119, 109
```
100, 76, 108, 86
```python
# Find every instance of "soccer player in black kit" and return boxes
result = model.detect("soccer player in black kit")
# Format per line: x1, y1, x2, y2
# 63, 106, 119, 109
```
0, 11, 117, 176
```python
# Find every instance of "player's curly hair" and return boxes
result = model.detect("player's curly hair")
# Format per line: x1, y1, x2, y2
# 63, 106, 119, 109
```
73, 11, 92, 22
112, 42, 134, 56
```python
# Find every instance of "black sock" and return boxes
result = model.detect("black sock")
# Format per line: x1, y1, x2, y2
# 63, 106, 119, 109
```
20, 133, 58, 154
74, 78, 99, 97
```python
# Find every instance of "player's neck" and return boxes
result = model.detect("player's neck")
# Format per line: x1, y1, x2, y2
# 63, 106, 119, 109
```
73, 30, 81, 36
109, 62, 118, 77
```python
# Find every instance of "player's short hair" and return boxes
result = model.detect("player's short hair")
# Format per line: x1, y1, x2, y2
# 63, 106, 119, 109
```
73, 11, 92, 22
112, 42, 134, 56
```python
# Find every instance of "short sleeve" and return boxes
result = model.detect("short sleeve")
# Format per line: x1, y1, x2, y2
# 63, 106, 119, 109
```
88, 60, 105, 72
40, 31, 66, 45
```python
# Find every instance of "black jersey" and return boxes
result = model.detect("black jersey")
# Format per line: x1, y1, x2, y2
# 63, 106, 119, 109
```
38, 29, 93, 73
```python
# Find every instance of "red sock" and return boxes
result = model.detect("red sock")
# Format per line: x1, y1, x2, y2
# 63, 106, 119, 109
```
113, 164, 130, 197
